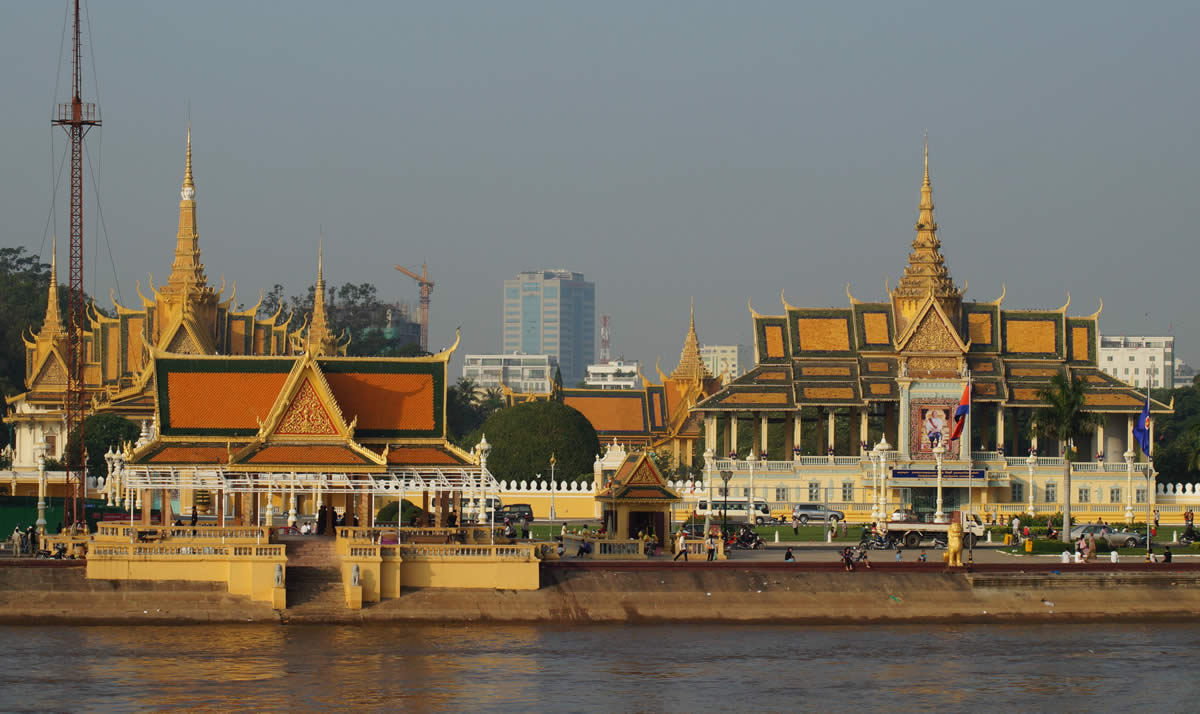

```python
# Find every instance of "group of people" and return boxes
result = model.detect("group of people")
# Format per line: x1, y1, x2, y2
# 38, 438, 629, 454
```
9, 524, 38, 555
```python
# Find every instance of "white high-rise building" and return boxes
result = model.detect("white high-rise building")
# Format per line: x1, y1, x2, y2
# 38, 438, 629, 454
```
700, 344, 750, 380
1098, 335, 1174, 390
585, 360, 641, 390
502, 270, 595, 386
462, 353, 558, 394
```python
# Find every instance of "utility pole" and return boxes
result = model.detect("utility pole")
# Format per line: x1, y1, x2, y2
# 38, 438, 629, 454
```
52, 0, 101, 525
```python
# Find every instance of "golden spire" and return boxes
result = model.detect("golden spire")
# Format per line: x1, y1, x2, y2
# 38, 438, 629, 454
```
166, 124, 208, 294
305, 237, 338, 356
892, 137, 963, 333
895, 137, 959, 299
41, 235, 65, 338
670, 297, 712, 381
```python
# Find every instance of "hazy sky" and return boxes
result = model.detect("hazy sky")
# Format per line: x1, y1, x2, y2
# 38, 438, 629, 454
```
3, 2, 1198, 376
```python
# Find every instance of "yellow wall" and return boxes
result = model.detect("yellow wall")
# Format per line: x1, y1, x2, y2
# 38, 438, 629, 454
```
87, 553, 286, 608
400, 559, 539, 590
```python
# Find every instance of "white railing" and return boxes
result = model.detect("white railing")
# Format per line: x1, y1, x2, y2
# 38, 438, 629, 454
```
89, 543, 285, 558
496, 479, 595, 493
972, 451, 1001, 461
396, 544, 535, 560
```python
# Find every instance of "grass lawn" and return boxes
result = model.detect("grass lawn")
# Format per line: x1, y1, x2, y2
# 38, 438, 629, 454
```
998, 538, 1164, 557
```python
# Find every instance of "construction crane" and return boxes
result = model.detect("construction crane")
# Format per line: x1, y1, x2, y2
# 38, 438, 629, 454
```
394, 263, 434, 352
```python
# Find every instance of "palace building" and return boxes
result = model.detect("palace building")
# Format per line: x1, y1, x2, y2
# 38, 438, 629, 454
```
692, 143, 1172, 519
6, 130, 298, 471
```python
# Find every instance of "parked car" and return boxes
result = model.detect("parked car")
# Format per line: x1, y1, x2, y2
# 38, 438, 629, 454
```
1069, 524, 1145, 548
790, 503, 845, 526
494, 504, 534, 522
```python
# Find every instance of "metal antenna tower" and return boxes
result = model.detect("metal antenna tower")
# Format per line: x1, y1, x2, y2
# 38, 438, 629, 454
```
51, 0, 101, 524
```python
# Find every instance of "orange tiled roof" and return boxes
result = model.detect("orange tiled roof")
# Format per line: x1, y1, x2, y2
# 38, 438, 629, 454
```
246, 444, 372, 465
386, 446, 466, 465
166, 371, 288, 431
148, 446, 231, 464
564, 394, 647, 433
324, 372, 436, 432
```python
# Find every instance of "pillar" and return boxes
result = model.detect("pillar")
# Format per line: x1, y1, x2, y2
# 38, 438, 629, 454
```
1096, 422, 1105, 461
730, 413, 739, 457
1127, 414, 1135, 455
792, 412, 802, 458
452, 491, 461, 527
859, 408, 869, 454
996, 406, 1006, 452
216, 489, 225, 525
140, 490, 150, 526
826, 408, 836, 454
421, 491, 430, 526
162, 490, 173, 526
705, 415, 717, 455
760, 413, 769, 458
345, 491, 357, 528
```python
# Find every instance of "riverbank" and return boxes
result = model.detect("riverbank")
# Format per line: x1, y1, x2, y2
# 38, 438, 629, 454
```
3, 559, 1199, 626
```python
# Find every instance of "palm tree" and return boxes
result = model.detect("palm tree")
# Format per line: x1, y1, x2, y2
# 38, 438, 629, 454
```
1036, 373, 1104, 542
478, 388, 506, 420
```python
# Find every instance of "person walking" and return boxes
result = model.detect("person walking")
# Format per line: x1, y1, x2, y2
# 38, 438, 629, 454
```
520, 515, 530, 540
1154, 508, 1160, 530
190, 505, 198, 528
705, 533, 717, 561
673, 529, 688, 561
791, 515, 800, 536
1011, 515, 1021, 541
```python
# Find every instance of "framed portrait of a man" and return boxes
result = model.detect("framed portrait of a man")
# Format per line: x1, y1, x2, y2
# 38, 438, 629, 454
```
918, 407, 949, 452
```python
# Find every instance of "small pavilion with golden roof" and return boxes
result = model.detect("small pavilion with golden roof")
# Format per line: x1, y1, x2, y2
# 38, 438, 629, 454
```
594, 450, 681, 540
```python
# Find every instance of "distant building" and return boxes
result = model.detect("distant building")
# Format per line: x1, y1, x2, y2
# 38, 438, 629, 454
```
462, 353, 557, 394
502, 270, 595, 386
1174, 359, 1195, 389
1098, 335, 1174, 390
700, 344, 749, 380
585, 360, 641, 390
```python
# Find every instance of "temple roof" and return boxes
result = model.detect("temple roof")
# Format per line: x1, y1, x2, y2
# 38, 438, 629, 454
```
595, 452, 680, 503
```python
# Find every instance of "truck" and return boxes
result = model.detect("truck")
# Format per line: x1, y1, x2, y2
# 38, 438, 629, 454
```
883, 511, 986, 549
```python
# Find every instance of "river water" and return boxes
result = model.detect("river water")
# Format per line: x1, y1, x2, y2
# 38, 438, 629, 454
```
2, 622, 1197, 712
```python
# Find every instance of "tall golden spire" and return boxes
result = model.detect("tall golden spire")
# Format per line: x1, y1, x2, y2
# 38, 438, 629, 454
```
305, 238, 338, 356
670, 297, 712, 380
892, 137, 962, 331
165, 124, 208, 294
41, 235, 65, 338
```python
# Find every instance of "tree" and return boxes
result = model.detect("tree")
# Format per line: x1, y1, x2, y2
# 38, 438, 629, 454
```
0, 246, 55, 400
468, 400, 599, 485
1036, 374, 1104, 542
63, 413, 141, 478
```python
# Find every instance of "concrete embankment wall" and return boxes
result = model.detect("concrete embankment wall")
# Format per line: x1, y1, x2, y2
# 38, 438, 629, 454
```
0, 561, 278, 624
4, 561, 1200, 625
357, 563, 1200, 625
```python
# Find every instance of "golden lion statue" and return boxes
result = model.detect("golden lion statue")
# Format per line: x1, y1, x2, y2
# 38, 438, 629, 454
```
946, 521, 964, 567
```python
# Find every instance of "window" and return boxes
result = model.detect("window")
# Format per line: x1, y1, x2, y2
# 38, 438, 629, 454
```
1078, 487, 1091, 503
1011, 483, 1024, 503
718, 488, 727, 497
1109, 487, 1122, 503
1124, 368, 1130, 375
1129, 355, 1136, 361
1134, 368, 1140, 375
1149, 355, 1156, 362
1044, 482, 1057, 502
841, 482, 854, 502
808, 482, 821, 501
1136, 488, 1147, 504
775, 487, 788, 501
44, 434, 57, 457
742, 487, 750, 498
1106, 355, 1114, 362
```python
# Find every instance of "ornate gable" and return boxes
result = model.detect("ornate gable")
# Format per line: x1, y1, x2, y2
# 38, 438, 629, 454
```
29, 348, 68, 391
895, 297, 968, 354
275, 379, 338, 435
255, 354, 353, 441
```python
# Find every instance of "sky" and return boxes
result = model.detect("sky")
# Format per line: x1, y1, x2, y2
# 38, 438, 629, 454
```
2, 1, 1198, 376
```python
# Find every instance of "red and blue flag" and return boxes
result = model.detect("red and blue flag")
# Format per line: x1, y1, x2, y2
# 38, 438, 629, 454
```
1133, 392, 1151, 457
949, 383, 970, 441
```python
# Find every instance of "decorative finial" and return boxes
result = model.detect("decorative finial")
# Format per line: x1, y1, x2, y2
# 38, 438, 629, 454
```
42, 235, 64, 336
181, 124, 195, 200
923, 132, 930, 188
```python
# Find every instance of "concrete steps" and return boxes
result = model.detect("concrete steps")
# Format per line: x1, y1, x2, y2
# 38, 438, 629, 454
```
283, 537, 345, 614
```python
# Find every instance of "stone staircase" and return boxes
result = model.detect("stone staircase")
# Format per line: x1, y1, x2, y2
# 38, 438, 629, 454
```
281, 537, 347, 619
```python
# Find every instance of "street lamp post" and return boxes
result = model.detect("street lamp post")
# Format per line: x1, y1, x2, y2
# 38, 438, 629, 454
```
720, 470, 733, 538
703, 449, 714, 533
746, 458, 755, 525
1124, 449, 1135, 524
875, 436, 891, 525
1026, 452, 1037, 518
869, 445, 881, 522
35, 440, 48, 537
549, 453, 557, 521
933, 443, 946, 523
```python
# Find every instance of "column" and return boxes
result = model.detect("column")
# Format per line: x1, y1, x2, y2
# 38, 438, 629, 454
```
760, 413, 769, 458
1148, 416, 1156, 462
859, 408, 869, 454
140, 490, 150, 526
724, 412, 734, 458
1127, 414, 1135, 455
705, 416, 717, 455
826, 408, 836, 455
216, 489, 225, 525
792, 412, 802, 459
996, 406, 1006, 452
898, 382, 911, 455
162, 490, 173, 526
421, 491, 430, 526
1096, 422, 1105, 461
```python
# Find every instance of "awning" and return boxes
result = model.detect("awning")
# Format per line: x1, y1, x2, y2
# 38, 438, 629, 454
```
116, 466, 499, 494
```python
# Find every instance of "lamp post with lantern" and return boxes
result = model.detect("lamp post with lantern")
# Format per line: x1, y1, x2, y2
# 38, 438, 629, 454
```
1124, 449, 1136, 524
875, 436, 891, 525
933, 441, 946, 524
549, 453, 557, 521
1026, 452, 1037, 518
719, 469, 733, 538
35, 440, 48, 537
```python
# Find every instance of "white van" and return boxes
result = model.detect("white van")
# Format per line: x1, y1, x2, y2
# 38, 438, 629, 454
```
695, 498, 770, 525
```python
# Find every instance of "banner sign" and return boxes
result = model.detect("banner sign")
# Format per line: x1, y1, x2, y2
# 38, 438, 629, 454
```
891, 468, 985, 480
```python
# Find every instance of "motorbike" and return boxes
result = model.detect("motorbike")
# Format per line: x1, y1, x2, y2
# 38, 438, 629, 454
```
859, 533, 896, 550
1180, 525, 1198, 546
34, 543, 68, 560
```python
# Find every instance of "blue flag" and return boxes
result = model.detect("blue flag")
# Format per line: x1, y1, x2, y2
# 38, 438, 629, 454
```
1132, 393, 1151, 457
